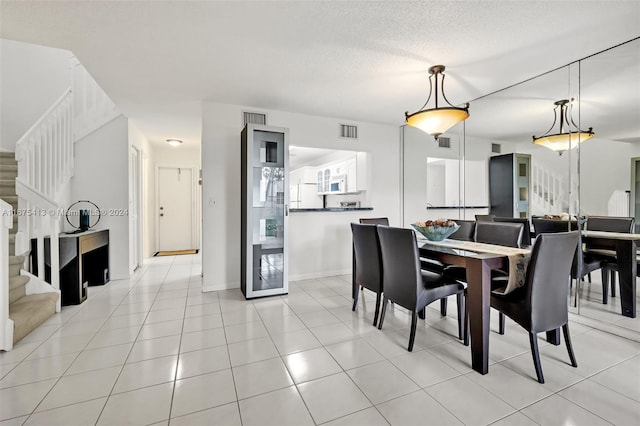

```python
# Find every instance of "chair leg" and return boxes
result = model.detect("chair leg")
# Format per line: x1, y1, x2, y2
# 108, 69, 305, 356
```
610, 270, 616, 297
463, 290, 469, 346
377, 297, 388, 330
587, 272, 592, 283
440, 298, 448, 317
498, 312, 505, 335
372, 293, 381, 327
601, 269, 609, 305
456, 293, 464, 340
352, 284, 360, 311
418, 307, 425, 320
408, 311, 418, 352
562, 324, 578, 368
528, 332, 545, 384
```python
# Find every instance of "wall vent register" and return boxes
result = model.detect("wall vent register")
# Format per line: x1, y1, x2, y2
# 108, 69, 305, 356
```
339, 124, 358, 139
243, 111, 267, 126
438, 137, 451, 149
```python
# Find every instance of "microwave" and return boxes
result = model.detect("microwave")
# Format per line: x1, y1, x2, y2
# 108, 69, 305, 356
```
329, 175, 347, 193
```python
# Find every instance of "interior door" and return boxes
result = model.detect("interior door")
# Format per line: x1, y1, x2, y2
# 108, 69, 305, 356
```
157, 166, 193, 251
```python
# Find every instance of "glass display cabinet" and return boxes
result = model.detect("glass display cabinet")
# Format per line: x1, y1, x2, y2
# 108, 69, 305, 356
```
241, 124, 289, 299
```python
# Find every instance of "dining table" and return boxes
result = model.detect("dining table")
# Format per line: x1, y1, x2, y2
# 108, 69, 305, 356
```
418, 239, 535, 375
582, 230, 639, 318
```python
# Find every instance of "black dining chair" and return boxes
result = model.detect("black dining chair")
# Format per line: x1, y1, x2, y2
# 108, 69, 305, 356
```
376, 226, 466, 351
584, 216, 635, 303
494, 217, 532, 246
419, 219, 476, 319
351, 223, 384, 326
421, 219, 476, 274
490, 231, 579, 383
359, 218, 390, 225
475, 221, 525, 248
475, 214, 495, 222
444, 221, 525, 338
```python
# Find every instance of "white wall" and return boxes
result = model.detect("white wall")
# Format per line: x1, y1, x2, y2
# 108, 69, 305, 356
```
579, 139, 640, 215
201, 102, 400, 290
72, 116, 130, 279
0, 39, 72, 151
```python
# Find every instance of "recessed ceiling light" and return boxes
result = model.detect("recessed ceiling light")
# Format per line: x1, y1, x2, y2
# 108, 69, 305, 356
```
166, 139, 183, 147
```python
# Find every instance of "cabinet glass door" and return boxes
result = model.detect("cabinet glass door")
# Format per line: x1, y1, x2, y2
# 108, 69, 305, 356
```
242, 126, 288, 298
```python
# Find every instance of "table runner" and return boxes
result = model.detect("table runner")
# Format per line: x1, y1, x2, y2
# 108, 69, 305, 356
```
422, 239, 531, 294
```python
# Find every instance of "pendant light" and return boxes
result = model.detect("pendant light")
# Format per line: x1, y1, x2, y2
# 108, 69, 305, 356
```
532, 99, 594, 155
405, 65, 470, 140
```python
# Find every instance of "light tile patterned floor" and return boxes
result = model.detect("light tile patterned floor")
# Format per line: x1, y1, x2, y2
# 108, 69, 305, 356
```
1, 253, 639, 425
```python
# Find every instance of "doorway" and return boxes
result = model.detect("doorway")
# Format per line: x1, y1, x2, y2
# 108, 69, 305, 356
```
156, 166, 196, 252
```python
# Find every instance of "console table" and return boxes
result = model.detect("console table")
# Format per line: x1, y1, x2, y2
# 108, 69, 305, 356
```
32, 229, 110, 306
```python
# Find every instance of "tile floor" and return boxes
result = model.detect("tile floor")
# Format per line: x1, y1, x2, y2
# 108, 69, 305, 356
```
1, 253, 639, 425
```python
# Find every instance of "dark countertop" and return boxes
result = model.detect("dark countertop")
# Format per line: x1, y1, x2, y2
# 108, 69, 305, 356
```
426, 206, 489, 209
290, 207, 373, 212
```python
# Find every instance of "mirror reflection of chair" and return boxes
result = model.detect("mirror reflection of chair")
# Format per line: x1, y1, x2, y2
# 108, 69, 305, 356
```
584, 216, 635, 304
376, 225, 466, 352
351, 222, 385, 326
490, 231, 579, 383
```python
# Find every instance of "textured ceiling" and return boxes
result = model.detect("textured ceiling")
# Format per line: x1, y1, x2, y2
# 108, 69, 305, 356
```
1, 1, 639, 147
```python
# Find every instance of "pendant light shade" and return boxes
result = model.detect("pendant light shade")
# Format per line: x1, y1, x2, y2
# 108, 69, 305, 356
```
405, 65, 469, 140
532, 99, 594, 155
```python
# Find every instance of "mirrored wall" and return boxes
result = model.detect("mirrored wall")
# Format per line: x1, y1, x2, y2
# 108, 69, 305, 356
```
402, 37, 640, 332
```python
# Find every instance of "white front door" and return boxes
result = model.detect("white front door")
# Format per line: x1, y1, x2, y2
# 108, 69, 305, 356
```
157, 166, 194, 251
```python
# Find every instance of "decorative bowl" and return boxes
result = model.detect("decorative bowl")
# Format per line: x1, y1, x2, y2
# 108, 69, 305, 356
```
411, 223, 460, 241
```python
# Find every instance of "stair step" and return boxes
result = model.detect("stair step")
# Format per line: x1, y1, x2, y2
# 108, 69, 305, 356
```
0, 180, 16, 197
0, 166, 17, 180
9, 255, 26, 265
1, 195, 18, 210
0, 152, 15, 158
9, 275, 29, 291
0, 156, 17, 166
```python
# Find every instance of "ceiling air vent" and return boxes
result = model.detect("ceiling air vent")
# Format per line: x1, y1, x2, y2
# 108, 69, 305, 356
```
243, 111, 267, 126
438, 137, 451, 149
492, 143, 502, 153
339, 124, 358, 139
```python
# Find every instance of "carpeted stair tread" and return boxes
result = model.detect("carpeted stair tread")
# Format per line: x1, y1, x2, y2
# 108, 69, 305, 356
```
1, 195, 18, 209
9, 293, 58, 344
8, 275, 29, 304
9, 255, 25, 266
9, 275, 28, 291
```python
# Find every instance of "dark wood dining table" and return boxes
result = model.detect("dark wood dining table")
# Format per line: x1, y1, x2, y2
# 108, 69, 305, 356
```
418, 241, 507, 375
582, 230, 639, 318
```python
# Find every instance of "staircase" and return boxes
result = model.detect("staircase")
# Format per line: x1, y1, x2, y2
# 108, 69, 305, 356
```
1, 56, 120, 351
531, 162, 579, 215
1, 152, 58, 348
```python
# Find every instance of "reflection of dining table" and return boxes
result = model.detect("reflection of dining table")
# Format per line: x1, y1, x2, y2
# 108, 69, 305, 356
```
418, 240, 531, 375
582, 230, 639, 318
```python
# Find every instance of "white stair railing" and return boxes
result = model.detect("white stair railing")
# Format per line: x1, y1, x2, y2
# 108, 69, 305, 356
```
1, 199, 15, 350
608, 190, 630, 216
13, 89, 72, 305
72, 60, 120, 141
